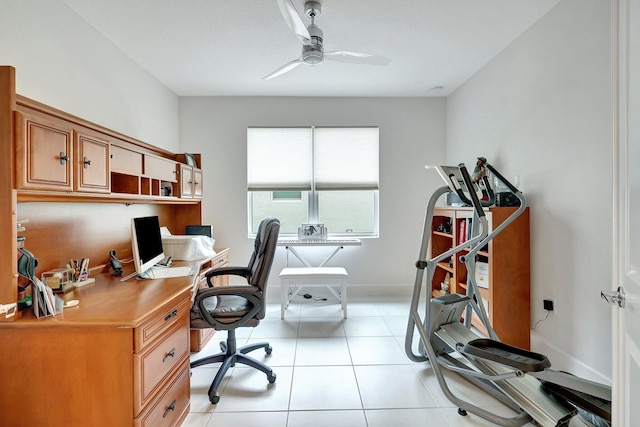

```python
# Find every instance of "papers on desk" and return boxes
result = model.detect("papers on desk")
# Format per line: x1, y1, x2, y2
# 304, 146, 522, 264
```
32, 277, 63, 318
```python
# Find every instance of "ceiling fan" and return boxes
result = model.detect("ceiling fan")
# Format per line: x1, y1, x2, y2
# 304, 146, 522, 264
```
263, 0, 391, 80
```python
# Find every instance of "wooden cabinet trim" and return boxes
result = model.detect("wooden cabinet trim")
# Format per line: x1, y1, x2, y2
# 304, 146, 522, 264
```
134, 296, 191, 352
135, 361, 191, 427
134, 314, 190, 414
75, 130, 111, 193
15, 110, 74, 191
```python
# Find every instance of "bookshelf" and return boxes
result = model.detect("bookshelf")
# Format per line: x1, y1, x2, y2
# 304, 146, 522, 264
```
430, 206, 531, 349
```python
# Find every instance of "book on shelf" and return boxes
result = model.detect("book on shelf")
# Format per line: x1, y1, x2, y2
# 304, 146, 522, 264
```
458, 218, 473, 244
458, 219, 466, 244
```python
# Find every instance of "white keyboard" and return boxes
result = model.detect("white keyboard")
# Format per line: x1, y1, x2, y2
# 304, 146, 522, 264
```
143, 266, 195, 279
278, 239, 361, 246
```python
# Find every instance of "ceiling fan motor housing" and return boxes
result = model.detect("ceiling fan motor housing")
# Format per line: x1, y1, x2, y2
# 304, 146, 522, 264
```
302, 23, 324, 64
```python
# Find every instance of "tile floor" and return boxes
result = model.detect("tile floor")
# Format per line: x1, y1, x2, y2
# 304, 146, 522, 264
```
185, 296, 588, 427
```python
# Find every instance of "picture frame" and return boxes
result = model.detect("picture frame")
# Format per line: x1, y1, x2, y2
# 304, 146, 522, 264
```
184, 153, 197, 168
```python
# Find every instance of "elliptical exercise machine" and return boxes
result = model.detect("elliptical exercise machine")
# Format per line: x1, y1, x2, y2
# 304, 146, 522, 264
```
405, 162, 611, 427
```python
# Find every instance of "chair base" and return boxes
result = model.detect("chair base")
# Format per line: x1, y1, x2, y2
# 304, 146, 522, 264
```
190, 329, 276, 404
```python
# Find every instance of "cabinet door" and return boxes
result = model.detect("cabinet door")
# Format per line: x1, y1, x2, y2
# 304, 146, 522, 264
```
145, 154, 178, 183
192, 168, 203, 198
179, 165, 203, 199
15, 111, 73, 191
75, 131, 110, 193
179, 164, 194, 198
111, 145, 143, 175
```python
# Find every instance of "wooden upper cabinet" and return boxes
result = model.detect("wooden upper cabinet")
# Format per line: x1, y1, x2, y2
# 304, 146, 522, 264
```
144, 154, 178, 183
13, 97, 202, 201
110, 145, 143, 175
75, 131, 110, 193
15, 111, 73, 191
179, 164, 203, 198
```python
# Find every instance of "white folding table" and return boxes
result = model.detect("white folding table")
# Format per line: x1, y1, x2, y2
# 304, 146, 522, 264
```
277, 238, 362, 267
277, 238, 361, 318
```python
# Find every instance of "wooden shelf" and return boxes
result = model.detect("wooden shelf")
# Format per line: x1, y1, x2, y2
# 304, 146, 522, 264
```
429, 206, 530, 349
436, 262, 454, 273
16, 189, 201, 204
433, 231, 453, 239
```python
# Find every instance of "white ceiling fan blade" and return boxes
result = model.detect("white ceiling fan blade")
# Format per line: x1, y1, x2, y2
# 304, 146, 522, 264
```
263, 59, 303, 80
276, 0, 311, 45
324, 50, 391, 66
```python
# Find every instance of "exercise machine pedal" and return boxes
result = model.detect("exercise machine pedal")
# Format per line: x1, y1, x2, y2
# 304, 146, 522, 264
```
463, 338, 551, 372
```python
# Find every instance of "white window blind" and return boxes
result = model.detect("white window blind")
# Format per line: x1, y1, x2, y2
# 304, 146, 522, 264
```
247, 126, 379, 237
247, 127, 313, 191
314, 127, 379, 190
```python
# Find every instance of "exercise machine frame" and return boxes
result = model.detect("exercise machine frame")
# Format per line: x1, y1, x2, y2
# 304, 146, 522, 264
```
405, 163, 611, 427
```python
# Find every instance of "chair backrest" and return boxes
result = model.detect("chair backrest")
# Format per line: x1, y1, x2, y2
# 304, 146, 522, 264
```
248, 218, 280, 307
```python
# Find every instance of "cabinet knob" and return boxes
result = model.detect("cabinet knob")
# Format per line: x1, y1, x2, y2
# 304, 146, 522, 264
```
83, 157, 92, 169
59, 152, 69, 165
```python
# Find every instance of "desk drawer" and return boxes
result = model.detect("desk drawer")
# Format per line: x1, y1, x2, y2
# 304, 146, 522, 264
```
198, 251, 229, 287
134, 315, 189, 413
135, 360, 190, 427
134, 295, 191, 352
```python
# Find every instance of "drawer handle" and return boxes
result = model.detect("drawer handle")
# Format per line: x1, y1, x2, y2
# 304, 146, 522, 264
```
163, 399, 177, 418
164, 309, 178, 321
83, 157, 92, 168
163, 348, 176, 363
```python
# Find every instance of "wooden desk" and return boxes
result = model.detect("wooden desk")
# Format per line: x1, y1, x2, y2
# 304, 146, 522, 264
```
0, 257, 216, 427
0, 66, 219, 426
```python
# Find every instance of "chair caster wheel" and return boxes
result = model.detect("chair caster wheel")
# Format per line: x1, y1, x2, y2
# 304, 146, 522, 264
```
268, 373, 277, 383
458, 408, 467, 416
266, 345, 273, 355
209, 392, 220, 404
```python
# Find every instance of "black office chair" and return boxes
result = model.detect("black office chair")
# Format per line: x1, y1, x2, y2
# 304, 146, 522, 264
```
190, 217, 280, 404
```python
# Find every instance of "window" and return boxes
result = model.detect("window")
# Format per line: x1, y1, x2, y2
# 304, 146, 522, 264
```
247, 126, 379, 237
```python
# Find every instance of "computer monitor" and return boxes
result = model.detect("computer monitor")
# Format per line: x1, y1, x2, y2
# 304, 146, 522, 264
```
131, 215, 165, 277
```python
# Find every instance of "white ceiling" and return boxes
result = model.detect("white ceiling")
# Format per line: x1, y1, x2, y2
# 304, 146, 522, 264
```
60, 0, 561, 97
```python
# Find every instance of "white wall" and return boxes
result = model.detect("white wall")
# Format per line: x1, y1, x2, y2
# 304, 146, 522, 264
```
447, 0, 612, 382
179, 97, 447, 291
1, 0, 613, 384
0, 0, 179, 151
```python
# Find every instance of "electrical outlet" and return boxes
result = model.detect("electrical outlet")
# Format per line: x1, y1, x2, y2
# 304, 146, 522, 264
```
543, 298, 555, 311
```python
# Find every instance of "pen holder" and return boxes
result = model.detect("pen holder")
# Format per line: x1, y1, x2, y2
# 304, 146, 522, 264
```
42, 268, 75, 294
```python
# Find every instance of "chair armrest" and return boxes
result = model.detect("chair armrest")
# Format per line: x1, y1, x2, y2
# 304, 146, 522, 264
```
193, 285, 263, 329
205, 266, 250, 287
195, 284, 260, 300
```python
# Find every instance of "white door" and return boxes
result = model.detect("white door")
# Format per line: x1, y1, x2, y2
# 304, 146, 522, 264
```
611, 0, 640, 425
